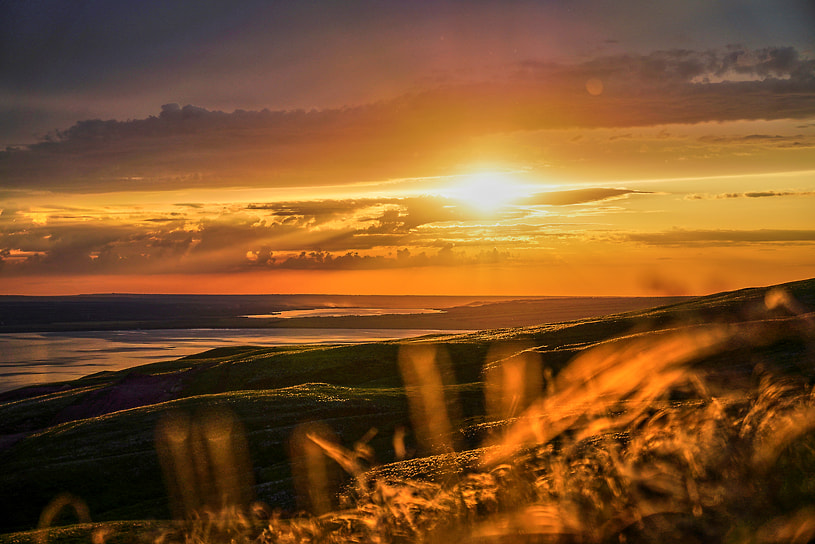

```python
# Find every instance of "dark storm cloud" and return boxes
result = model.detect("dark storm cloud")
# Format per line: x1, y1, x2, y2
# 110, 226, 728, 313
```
629, 229, 815, 246
2, 46, 813, 193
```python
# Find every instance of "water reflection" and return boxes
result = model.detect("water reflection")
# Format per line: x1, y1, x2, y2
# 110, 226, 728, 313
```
243, 308, 443, 319
0, 328, 463, 393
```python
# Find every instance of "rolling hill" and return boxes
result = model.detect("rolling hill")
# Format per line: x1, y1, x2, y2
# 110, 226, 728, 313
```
1, 277, 814, 543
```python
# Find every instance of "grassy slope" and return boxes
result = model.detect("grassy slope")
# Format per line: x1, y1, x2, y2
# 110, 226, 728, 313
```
0, 278, 813, 538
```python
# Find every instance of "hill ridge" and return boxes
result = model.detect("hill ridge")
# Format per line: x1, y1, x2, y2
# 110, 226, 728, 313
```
0, 277, 813, 535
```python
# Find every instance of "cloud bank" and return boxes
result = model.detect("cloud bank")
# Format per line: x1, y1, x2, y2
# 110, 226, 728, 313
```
2, 47, 813, 193
685, 190, 815, 200
629, 229, 815, 246
0, 183, 657, 277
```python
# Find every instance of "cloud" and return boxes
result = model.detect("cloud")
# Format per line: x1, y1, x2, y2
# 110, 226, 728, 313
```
0, 195, 524, 276
685, 190, 815, 200
246, 195, 490, 237
1, 47, 813, 193
521, 188, 649, 206
247, 246, 513, 271
563, 46, 814, 87
628, 229, 815, 246
697, 133, 815, 149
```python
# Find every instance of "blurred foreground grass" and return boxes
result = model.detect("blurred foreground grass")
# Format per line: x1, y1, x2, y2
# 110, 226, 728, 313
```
1, 278, 815, 543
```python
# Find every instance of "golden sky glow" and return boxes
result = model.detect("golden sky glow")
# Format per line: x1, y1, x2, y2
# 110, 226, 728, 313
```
1, 2, 814, 295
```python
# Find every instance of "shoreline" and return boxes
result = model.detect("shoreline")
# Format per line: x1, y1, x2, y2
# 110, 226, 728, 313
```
0, 295, 691, 334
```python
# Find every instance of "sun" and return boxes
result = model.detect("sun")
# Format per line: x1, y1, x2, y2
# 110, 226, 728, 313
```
447, 172, 524, 214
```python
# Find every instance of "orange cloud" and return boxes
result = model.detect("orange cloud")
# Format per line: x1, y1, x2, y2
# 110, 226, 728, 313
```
2, 47, 813, 193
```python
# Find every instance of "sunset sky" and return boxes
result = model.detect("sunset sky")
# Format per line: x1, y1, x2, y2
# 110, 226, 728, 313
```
1, 1, 814, 296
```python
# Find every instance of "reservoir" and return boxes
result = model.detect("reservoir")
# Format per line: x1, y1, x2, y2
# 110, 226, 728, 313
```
0, 328, 461, 394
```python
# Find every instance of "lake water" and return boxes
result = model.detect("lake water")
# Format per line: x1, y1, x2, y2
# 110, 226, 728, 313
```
243, 307, 443, 319
0, 328, 459, 394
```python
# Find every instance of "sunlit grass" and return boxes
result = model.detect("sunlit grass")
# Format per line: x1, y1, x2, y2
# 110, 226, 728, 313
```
146, 289, 815, 543
2, 281, 815, 543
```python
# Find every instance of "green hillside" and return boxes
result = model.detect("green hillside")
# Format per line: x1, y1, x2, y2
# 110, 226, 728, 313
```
1, 277, 814, 543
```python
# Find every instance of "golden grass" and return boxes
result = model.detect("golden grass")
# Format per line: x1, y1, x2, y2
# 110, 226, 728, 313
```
29, 288, 815, 543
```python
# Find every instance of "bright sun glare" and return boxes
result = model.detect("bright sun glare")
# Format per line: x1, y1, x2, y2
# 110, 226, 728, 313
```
448, 173, 524, 214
